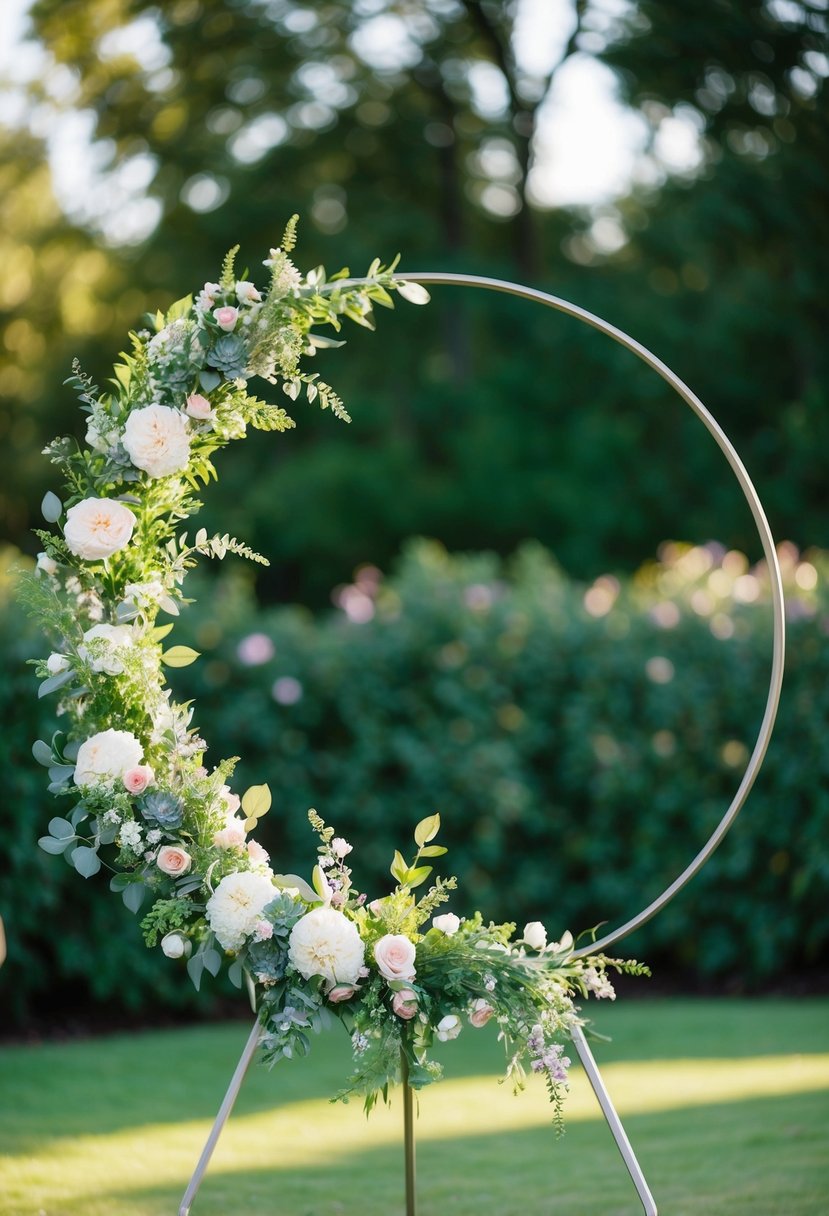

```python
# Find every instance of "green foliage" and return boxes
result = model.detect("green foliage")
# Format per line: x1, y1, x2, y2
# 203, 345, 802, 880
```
2, 537, 826, 1026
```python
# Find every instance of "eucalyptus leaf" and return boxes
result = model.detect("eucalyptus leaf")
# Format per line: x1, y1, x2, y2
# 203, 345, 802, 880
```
187, 953, 205, 991
122, 883, 147, 914
32, 740, 54, 767
71, 845, 102, 878
227, 959, 244, 989
48, 817, 75, 840
38, 670, 74, 698
38, 835, 71, 855
272, 873, 318, 903
202, 948, 222, 978
47, 764, 75, 785
41, 491, 62, 522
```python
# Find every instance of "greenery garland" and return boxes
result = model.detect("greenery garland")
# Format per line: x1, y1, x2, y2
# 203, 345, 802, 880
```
25, 219, 647, 1121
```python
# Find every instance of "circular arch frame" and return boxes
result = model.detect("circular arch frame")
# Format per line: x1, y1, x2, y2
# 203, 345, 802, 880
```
342, 271, 786, 956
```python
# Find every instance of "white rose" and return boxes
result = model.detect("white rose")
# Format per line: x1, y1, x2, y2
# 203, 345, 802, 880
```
432, 913, 460, 936
374, 934, 417, 981
288, 906, 365, 986
78, 623, 134, 675
161, 932, 188, 959
436, 1013, 462, 1041
46, 653, 70, 676
64, 498, 136, 561
123, 404, 191, 478
523, 921, 547, 951
74, 728, 143, 786
206, 871, 277, 951
36, 552, 58, 576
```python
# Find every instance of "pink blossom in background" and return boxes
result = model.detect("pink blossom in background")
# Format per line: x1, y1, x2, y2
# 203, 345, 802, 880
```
237, 633, 274, 666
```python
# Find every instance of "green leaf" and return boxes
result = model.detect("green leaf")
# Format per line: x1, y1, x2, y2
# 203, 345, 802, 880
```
71, 845, 101, 878
41, 491, 62, 522
38, 670, 74, 698
199, 370, 221, 392
32, 740, 54, 767
38, 835, 71, 855
187, 953, 205, 991
48, 817, 75, 840
273, 873, 318, 903
47, 764, 75, 785
390, 850, 408, 883
166, 294, 194, 321
404, 865, 433, 889
122, 883, 147, 914
395, 280, 431, 305
418, 844, 448, 857
241, 784, 271, 821
312, 864, 329, 899
414, 814, 440, 846
151, 623, 175, 642
161, 646, 200, 667
227, 959, 244, 989
203, 948, 222, 978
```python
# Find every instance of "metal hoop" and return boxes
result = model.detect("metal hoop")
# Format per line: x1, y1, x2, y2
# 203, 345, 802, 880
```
341, 271, 786, 955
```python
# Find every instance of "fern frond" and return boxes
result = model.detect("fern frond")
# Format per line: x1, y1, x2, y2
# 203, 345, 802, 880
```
220, 244, 240, 290
281, 214, 300, 252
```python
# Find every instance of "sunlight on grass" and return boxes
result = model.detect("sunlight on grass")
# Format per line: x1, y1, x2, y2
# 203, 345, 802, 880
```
2, 1000, 828, 1216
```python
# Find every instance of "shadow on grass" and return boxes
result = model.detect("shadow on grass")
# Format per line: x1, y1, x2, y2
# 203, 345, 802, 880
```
3, 999, 829, 1152
38, 1091, 829, 1216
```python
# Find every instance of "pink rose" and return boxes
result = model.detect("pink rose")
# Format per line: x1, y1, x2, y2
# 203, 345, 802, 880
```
374, 934, 416, 982
123, 765, 154, 795
213, 306, 239, 331
220, 786, 241, 814
392, 988, 418, 1020
327, 984, 357, 1003
213, 819, 247, 849
185, 393, 214, 420
469, 999, 495, 1028
157, 845, 192, 876
247, 839, 270, 865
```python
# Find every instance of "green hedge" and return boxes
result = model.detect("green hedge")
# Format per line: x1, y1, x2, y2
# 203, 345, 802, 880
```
1, 540, 826, 1025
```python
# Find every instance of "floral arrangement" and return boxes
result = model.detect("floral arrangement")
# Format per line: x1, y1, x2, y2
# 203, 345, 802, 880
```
25, 219, 648, 1123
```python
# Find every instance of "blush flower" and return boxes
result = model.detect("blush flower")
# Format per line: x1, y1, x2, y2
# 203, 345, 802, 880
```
185, 393, 215, 421
123, 765, 154, 795
156, 845, 192, 876
64, 498, 136, 561
392, 988, 419, 1020
436, 1014, 462, 1041
469, 999, 495, 1028
213, 306, 239, 331
374, 934, 417, 982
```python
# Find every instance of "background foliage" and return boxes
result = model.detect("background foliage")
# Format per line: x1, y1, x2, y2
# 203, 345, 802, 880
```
2, 539, 826, 1025
1, 0, 827, 1022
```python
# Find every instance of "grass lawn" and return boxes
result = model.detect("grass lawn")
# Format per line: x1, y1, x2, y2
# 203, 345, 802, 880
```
1, 998, 827, 1215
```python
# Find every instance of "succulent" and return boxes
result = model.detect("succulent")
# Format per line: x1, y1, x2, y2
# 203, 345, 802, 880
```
138, 790, 185, 830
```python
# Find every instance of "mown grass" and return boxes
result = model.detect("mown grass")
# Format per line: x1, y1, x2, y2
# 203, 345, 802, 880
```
1, 998, 827, 1215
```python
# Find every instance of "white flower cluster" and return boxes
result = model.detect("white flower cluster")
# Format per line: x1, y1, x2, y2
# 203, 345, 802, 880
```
288, 906, 365, 986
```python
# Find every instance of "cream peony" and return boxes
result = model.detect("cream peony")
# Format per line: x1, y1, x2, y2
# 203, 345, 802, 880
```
64, 497, 136, 560
374, 934, 417, 982
78, 623, 134, 675
74, 729, 143, 786
123, 404, 191, 478
206, 871, 277, 951
288, 906, 365, 986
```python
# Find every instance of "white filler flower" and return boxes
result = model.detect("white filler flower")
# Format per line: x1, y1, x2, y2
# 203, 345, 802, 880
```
78, 623, 134, 674
288, 906, 365, 986
64, 497, 136, 560
123, 404, 191, 478
206, 871, 277, 951
74, 728, 144, 786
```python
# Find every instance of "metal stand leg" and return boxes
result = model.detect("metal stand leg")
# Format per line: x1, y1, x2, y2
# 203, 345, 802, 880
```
178, 1019, 263, 1216
400, 1049, 417, 1216
570, 1023, 658, 1215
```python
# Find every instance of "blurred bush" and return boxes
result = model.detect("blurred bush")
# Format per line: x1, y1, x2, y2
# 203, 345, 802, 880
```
1, 538, 826, 1026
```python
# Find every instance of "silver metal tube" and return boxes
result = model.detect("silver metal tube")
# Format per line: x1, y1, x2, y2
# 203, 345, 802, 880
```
571, 1022, 658, 1214
342, 271, 785, 954
178, 1019, 262, 1216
